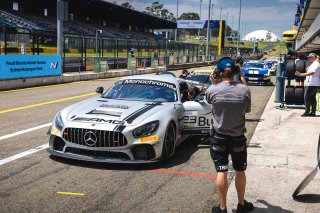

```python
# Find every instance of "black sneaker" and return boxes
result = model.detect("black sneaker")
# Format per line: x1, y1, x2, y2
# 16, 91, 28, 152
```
212, 204, 227, 213
237, 200, 254, 213
301, 113, 310, 117
309, 113, 316, 117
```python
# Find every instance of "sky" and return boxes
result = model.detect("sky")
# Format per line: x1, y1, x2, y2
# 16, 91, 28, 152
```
104, 0, 299, 37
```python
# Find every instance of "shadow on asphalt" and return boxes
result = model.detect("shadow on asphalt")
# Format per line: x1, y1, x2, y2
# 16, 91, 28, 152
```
230, 199, 294, 213
49, 135, 208, 171
245, 118, 264, 122
293, 194, 320, 203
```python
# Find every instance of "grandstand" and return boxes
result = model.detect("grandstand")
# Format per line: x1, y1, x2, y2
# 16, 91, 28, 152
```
0, 0, 257, 71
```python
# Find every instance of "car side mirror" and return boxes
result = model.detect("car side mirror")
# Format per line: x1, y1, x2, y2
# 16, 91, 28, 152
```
95, 87, 104, 95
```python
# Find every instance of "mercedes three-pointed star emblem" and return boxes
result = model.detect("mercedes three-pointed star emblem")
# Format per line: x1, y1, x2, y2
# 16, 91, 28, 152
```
84, 131, 97, 146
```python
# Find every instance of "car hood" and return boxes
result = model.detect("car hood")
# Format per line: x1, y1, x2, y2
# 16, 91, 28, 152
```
66, 97, 169, 126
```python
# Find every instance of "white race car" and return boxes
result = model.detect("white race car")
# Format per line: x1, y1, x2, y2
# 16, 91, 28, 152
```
48, 74, 211, 163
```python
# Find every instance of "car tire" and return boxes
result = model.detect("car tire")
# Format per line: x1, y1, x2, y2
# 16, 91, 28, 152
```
285, 86, 295, 103
162, 122, 176, 161
306, 61, 312, 69
285, 60, 296, 77
296, 60, 306, 73
294, 86, 304, 103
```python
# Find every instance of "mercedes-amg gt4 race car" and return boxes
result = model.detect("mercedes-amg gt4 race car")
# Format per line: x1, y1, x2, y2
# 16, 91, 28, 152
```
47, 74, 211, 163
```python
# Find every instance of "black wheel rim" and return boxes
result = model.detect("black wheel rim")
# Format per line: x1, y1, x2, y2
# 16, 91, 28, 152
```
165, 125, 175, 157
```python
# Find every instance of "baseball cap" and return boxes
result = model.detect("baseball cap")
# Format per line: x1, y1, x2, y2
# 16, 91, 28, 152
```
307, 53, 317, 58
216, 57, 236, 72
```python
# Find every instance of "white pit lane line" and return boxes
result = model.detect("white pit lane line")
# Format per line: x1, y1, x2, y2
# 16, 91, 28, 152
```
0, 123, 51, 166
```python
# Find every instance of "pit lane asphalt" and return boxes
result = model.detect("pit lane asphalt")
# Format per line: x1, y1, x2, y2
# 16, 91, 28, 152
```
0, 69, 275, 212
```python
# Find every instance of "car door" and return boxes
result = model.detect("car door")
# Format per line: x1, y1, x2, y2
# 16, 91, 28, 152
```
182, 96, 211, 135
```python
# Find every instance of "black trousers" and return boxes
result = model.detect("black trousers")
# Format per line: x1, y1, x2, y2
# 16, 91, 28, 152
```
304, 86, 319, 114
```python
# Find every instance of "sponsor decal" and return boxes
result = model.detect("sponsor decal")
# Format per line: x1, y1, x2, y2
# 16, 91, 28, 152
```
139, 135, 159, 143
213, 93, 244, 103
73, 117, 124, 124
50, 61, 59, 69
51, 126, 60, 136
99, 104, 130, 109
184, 116, 211, 127
120, 79, 176, 89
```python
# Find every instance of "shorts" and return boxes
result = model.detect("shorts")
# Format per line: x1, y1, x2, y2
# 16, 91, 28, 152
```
210, 132, 247, 172
295, 76, 306, 83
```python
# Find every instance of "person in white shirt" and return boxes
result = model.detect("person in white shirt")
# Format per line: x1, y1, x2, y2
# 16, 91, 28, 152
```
295, 53, 320, 116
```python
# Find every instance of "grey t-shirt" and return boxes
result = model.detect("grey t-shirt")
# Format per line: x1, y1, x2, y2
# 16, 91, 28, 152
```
205, 81, 251, 136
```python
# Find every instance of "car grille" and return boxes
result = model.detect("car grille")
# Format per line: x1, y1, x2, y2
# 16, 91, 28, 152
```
246, 74, 265, 78
63, 128, 128, 147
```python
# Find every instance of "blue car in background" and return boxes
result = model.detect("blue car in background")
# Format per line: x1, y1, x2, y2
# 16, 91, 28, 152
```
243, 60, 271, 85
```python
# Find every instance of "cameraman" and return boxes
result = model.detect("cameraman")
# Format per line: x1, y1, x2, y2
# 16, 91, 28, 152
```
206, 57, 253, 213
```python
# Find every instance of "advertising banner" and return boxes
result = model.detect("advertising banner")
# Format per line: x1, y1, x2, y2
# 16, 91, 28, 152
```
0, 55, 62, 79
177, 20, 220, 29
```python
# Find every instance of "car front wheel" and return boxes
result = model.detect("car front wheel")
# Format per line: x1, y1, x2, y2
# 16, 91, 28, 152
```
162, 122, 176, 161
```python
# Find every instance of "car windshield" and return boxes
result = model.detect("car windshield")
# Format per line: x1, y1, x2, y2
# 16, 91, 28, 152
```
267, 62, 274, 68
103, 79, 178, 102
186, 73, 211, 85
245, 63, 265, 69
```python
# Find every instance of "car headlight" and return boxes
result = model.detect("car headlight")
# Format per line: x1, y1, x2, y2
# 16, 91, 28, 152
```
132, 121, 159, 138
55, 112, 64, 130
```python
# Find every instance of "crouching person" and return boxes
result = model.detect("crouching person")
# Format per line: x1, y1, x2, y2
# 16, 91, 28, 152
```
206, 57, 253, 213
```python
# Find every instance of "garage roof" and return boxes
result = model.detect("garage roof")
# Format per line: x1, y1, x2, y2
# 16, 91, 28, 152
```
295, 0, 320, 52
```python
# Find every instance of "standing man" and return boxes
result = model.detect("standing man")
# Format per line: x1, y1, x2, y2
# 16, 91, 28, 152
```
234, 56, 247, 85
206, 57, 253, 213
295, 53, 320, 116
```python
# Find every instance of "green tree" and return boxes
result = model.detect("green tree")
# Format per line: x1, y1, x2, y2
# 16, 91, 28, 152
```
178, 12, 200, 36
121, 2, 135, 9
178, 12, 200, 20
144, 2, 175, 21
266, 31, 272, 41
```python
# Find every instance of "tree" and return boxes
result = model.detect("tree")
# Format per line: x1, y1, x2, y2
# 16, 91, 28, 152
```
121, 2, 135, 10
177, 13, 200, 36
178, 12, 200, 20
266, 31, 272, 41
144, 2, 175, 21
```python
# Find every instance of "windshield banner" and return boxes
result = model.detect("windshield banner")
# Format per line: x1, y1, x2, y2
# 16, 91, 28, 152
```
0, 55, 61, 79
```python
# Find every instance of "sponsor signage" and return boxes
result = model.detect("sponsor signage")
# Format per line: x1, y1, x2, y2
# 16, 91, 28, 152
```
177, 20, 220, 29
0, 55, 61, 79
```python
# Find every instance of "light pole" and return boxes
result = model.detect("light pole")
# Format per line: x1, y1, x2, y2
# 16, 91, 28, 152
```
198, 0, 202, 38
236, 0, 242, 56
206, 0, 212, 62
219, 7, 223, 20
225, 12, 228, 39
96, 29, 102, 57
211, 3, 214, 20
232, 15, 234, 30
175, 0, 178, 42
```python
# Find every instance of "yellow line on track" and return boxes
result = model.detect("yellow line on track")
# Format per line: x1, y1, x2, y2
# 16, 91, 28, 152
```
0, 93, 96, 114
0, 76, 122, 94
0, 80, 95, 94
57, 191, 85, 196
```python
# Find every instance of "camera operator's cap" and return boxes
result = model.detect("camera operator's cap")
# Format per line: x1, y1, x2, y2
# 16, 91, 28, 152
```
216, 57, 235, 71
307, 53, 317, 58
